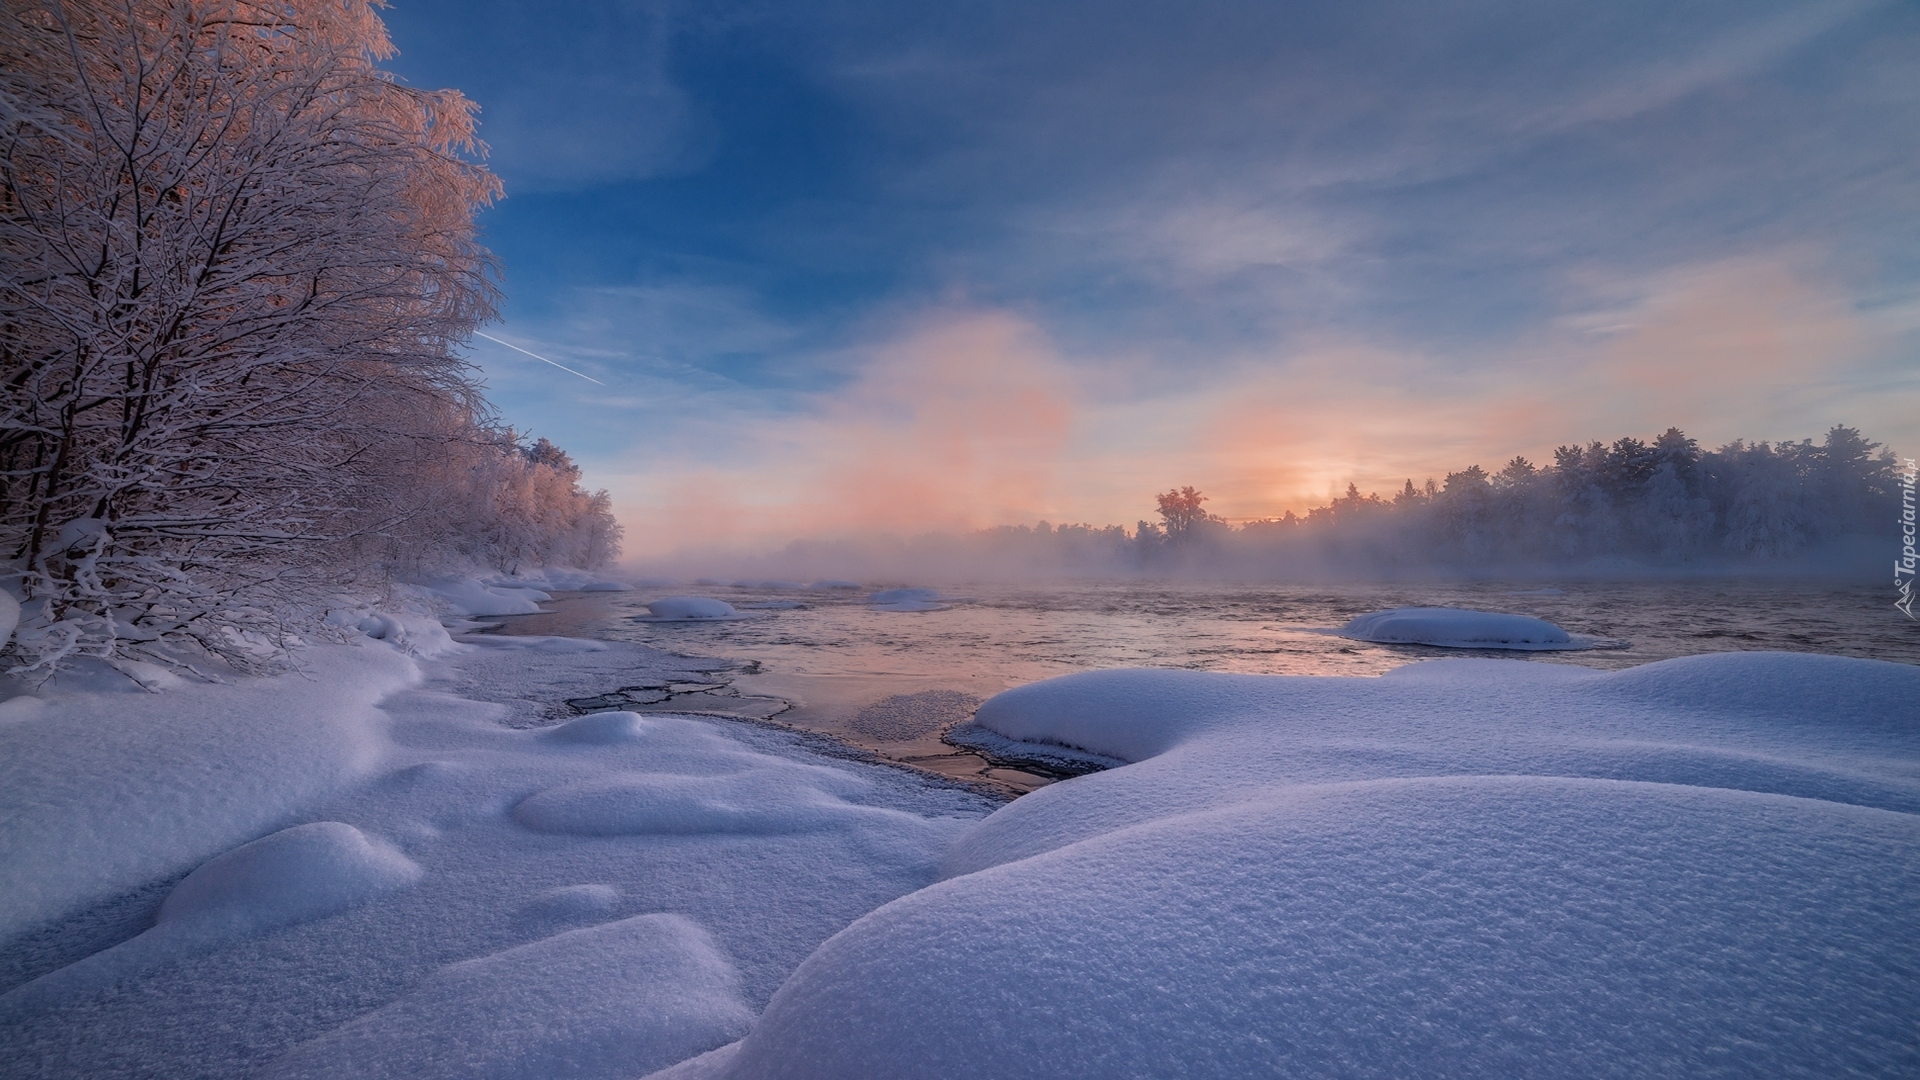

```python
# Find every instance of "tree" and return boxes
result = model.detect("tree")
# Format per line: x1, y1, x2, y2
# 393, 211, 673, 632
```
1155, 486, 1217, 537
0, 0, 500, 672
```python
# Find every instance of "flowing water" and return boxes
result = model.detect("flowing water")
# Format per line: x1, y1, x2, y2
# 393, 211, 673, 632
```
492, 579, 1919, 794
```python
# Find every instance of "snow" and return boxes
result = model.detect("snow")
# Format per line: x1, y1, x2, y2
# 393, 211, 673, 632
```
684, 652, 1920, 1079
0, 589, 18, 653
264, 914, 752, 1080
1338, 605, 1592, 649
418, 577, 550, 616
157, 822, 421, 940
1, 625, 989, 1079
483, 567, 632, 592
7, 598, 1918, 1079
637, 596, 751, 621
868, 587, 948, 612
0, 644, 412, 945
809, 580, 861, 590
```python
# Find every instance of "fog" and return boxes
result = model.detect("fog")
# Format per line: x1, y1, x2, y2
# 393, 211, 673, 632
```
631, 423, 1901, 585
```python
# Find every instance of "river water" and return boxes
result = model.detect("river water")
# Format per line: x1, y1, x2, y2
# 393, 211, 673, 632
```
494, 579, 1919, 794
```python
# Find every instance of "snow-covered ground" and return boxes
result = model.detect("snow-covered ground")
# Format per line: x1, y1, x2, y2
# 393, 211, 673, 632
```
3, 593, 1916, 1078
0, 615, 990, 1079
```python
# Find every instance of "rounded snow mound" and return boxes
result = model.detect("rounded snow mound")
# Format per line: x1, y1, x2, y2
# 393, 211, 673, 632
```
636, 596, 748, 622
1340, 606, 1582, 649
265, 914, 750, 1080
158, 822, 421, 940
710, 778, 1920, 1080
868, 588, 947, 612
540, 711, 654, 745
512, 767, 874, 836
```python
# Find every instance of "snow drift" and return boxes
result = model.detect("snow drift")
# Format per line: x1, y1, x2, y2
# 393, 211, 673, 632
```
681, 652, 1920, 1080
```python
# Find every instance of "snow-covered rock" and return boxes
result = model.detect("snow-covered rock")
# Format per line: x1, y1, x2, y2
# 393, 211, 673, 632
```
868, 588, 947, 612
1339, 606, 1584, 649
637, 596, 748, 621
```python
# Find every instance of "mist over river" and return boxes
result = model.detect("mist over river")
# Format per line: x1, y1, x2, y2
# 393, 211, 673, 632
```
483, 579, 1917, 793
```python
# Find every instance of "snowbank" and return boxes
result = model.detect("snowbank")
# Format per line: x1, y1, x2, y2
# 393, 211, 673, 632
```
637, 597, 751, 621
1338, 606, 1589, 649
686, 652, 1920, 1079
3, 628, 988, 1079
0, 644, 416, 945
419, 577, 551, 617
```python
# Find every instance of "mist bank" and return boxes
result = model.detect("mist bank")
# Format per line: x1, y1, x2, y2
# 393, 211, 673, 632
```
636, 426, 1903, 585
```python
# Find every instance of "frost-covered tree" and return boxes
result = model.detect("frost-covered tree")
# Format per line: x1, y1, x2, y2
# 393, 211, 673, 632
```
0, 0, 511, 672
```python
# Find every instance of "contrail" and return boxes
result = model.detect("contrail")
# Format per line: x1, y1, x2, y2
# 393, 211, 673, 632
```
472, 331, 606, 386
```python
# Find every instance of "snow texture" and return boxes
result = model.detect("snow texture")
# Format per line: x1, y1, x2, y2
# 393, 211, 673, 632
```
1338, 605, 1589, 649
0, 589, 18, 653
684, 652, 1920, 1080
483, 567, 632, 592
265, 914, 752, 1080
420, 578, 551, 617
0, 624, 989, 1079
157, 822, 421, 939
0, 645, 412, 945
638, 596, 751, 621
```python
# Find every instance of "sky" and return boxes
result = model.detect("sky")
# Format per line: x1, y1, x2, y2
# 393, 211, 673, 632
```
377, 0, 1920, 560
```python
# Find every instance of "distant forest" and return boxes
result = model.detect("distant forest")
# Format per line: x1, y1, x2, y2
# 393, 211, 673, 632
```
781, 425, 1900, 579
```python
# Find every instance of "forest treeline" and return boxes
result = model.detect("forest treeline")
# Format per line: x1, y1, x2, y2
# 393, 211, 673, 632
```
1, 0, 617, 673
767, 425, 1900, 580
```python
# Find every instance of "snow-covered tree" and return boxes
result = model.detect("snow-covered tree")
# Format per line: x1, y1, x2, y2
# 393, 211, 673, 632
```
0, 0, 558, 673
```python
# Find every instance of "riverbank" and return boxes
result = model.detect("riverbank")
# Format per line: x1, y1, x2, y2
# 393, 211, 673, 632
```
0, 620, 997, 1079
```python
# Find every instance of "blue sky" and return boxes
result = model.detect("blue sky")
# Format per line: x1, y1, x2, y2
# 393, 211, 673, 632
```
380, 0, 1920, 558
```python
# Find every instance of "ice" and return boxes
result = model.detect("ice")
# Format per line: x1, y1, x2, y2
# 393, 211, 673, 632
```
809, 580, 861, 590
1338, 606, 1586, 649
637, 596, 750, 621
680, 652, 1920, 1079
867, 587, 947, 612
265, 914, 752, 1080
